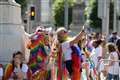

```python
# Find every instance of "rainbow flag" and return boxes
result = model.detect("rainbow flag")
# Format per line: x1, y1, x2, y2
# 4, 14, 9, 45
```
28, 33, 47, 75
71, 46, 81, 80
84, 47, 98, 79
49, 47, 67, 80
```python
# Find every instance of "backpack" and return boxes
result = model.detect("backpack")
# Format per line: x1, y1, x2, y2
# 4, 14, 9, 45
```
71, 46, 82, 80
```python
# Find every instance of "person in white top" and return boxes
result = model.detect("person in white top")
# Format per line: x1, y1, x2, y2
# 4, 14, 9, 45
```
0, 64, 3, 80
116, 45, 120, 79
90, 40, 103, 80
91, 40, 103, 68
56, 27, 85, 76
4, 51, 29, 80
106, 43, 119, 80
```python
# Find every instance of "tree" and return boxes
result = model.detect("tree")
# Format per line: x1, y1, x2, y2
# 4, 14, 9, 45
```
84, 0, 101, 29
85, 0, 114, 31
53, 0, 75, 27
15, 0, 27, 9
15, 0, 27, 17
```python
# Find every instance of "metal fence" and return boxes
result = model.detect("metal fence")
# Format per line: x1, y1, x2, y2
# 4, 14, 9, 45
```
98, 59, 120, 80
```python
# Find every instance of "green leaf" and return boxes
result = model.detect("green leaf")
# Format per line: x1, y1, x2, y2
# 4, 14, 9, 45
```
52, 0, 75, 27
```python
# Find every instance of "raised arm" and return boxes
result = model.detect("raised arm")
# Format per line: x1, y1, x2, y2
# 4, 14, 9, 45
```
70, 30, 85, 46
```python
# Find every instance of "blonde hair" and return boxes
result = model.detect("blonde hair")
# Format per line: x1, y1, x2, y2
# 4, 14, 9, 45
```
56, 27, 67, 34
106, 43, 116, 53
56, 27, 67, 43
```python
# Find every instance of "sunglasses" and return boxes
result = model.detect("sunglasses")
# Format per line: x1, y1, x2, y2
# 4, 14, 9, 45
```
63, 30, 67, 33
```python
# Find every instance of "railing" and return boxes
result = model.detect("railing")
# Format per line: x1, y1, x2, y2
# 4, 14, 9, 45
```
98, 59, 120, 80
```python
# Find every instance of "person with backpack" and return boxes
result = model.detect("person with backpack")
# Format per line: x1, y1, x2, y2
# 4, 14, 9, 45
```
108, 32, 119, 44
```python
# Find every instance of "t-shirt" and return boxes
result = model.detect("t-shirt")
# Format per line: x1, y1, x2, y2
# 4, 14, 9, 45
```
0, 68, 3, 77
9, 64, 28, 79
61, 41, 72, 61
13, 64, 28, 73
91, 45, 102, 67
61, 41, 82, 61
108, 51, 119, 75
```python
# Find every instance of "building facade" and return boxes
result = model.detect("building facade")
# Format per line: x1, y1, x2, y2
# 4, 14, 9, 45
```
25, 0, 52, 33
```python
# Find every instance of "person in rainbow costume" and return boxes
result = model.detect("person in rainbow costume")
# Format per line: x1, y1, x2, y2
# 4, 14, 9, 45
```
47, 33, 68, 80
82, 35, 103, 80
27, 27, 49, 80
56, 27, 85, 80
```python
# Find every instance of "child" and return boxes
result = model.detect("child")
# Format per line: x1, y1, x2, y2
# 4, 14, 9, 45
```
4, 51, 29, 80
105, 43, 119, 80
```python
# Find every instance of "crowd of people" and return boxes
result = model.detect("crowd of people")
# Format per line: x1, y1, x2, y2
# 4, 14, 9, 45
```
0, 26, 120, 80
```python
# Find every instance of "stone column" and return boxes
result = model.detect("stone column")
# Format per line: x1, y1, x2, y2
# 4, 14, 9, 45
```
26, 0, 36, 33
71, 1, 85, 34
64, 0, 68, 29
102, 0, 110, 36
113, 0, 117, 32
34, 0, 41, 26
41, 0, 51, 27
116, 0, 120, 36
0, 0, 27, 64
98, 0, 110, 36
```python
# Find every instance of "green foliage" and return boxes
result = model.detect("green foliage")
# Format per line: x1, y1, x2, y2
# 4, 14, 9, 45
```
89, 1, 101, 28
53, 0, 75, 27
15, 0, 26, 8
85, 0, 101, 29
84, 0, 95, 19
52, 0, 57, 4
15, 0, 27, 16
